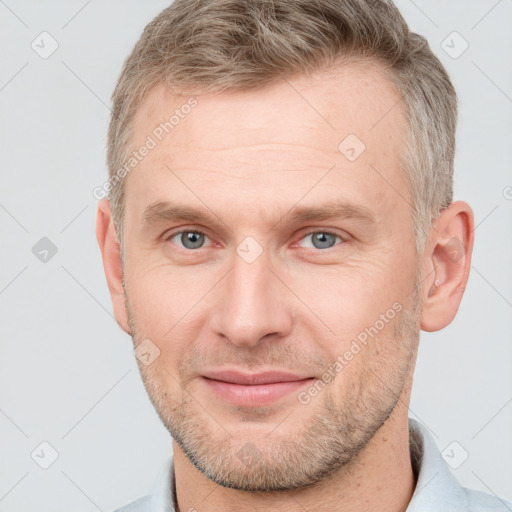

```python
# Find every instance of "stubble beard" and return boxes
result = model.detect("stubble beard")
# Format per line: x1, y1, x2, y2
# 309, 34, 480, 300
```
126, 283, 422, 492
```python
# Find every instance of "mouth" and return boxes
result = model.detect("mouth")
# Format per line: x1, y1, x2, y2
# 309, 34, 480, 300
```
201, 370, 315, 406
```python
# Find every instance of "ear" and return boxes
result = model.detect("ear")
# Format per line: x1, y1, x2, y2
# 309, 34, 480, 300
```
96, 198, 130, 334
420, 201, 475, 332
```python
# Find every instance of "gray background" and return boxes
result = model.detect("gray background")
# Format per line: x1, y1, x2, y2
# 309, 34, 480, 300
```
1, 1, 511, 510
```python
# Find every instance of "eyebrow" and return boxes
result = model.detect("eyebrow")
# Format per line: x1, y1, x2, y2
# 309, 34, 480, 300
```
283, 201, 376, 224
141, 199, 377, 228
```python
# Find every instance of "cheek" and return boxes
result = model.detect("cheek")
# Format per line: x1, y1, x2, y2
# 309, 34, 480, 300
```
127, 278, 188, 382
288, 261, 413, 340
124, 260, 219, 365
125, 256, 199, 327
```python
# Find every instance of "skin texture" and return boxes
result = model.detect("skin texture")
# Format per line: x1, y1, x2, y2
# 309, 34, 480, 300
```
97, 61, 474, 512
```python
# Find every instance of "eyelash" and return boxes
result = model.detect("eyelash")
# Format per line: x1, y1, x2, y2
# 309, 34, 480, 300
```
165, 228, 345, 252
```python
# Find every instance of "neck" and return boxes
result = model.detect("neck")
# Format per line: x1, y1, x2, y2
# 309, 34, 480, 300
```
172, 400, 416, 512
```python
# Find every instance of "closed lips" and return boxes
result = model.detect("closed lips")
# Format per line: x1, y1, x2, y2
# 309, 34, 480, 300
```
202, 370, 313, 385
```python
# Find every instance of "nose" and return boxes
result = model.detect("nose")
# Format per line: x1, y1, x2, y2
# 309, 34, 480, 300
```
209, 248, 294, 348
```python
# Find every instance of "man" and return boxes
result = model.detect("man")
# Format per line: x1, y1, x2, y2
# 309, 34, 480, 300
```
96, 0, 511, 510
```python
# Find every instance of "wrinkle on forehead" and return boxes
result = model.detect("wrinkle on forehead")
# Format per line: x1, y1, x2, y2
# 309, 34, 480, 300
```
131, 60, 404, 155
125, 60, 410, 234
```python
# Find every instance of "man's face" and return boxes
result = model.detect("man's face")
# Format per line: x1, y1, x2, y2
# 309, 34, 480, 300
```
121, 61, 422, 491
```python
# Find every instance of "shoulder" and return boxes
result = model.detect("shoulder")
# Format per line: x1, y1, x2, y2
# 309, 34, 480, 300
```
111, 494, 152, 512
407, 419, 512, 511
111, 456, 175, 512
464, 487, 512, 511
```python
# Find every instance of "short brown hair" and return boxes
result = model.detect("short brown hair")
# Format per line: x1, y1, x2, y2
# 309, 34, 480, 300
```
107, 0, 457, 252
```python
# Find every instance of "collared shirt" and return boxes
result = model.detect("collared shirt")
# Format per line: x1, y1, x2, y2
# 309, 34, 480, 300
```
112, 418, 512, 511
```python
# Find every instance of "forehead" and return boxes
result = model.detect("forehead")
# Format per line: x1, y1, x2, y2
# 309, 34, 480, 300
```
126, 60, 408, 228
133, 60, 404, 147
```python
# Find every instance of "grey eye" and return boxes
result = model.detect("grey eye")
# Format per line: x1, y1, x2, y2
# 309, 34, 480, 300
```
172, 231, 207, 250
302, 232, 340, 250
